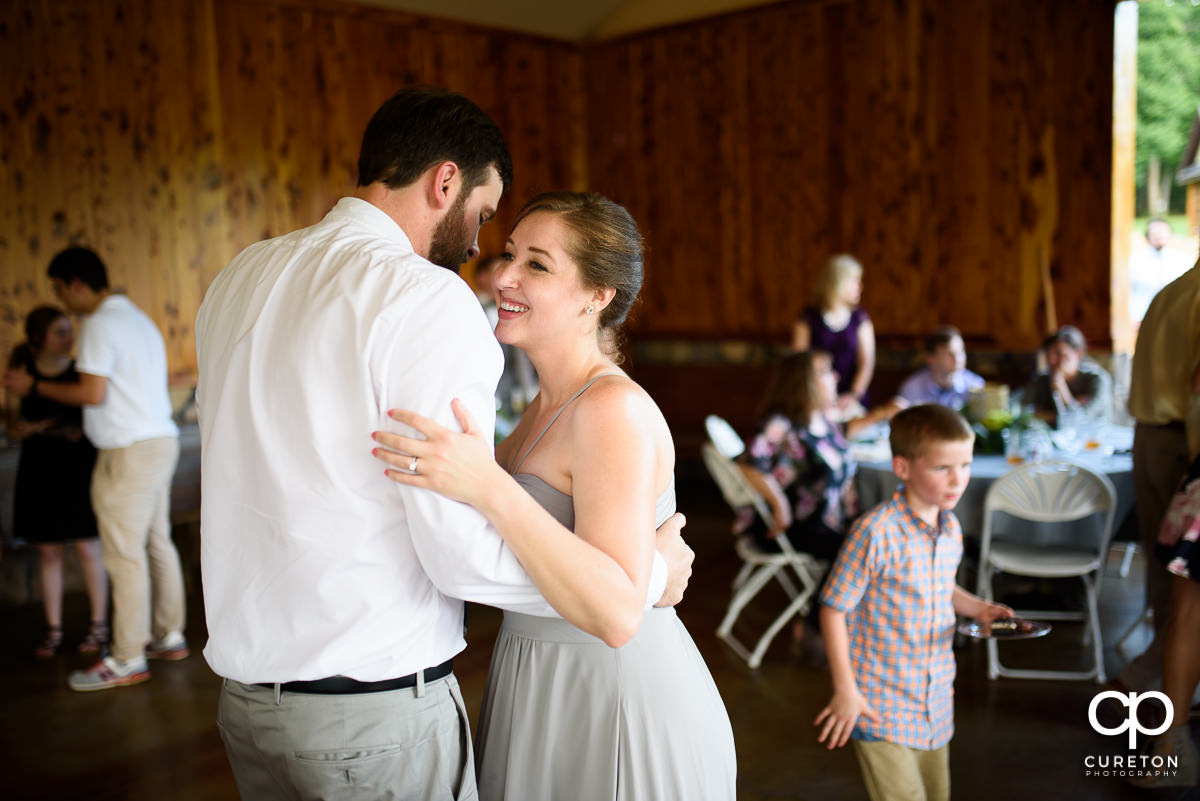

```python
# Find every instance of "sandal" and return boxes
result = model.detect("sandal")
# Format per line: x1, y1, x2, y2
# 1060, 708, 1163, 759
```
78, 622, 110, 655
35, 627, 63, 659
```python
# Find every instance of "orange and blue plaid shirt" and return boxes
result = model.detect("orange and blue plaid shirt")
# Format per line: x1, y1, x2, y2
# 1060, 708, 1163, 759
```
820, 486, 963, 750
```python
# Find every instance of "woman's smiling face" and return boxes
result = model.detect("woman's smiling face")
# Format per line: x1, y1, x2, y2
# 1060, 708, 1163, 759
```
493, 211, 599, 349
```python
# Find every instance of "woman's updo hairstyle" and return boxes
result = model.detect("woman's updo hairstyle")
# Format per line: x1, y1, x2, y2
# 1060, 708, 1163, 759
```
512, 192, 644, 332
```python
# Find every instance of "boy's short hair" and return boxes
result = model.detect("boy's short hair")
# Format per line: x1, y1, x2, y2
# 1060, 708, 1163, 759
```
923, 325, 962, 354
889, 403, 974, 459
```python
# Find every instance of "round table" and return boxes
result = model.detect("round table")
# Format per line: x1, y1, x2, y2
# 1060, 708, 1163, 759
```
853, 446, 1135, 541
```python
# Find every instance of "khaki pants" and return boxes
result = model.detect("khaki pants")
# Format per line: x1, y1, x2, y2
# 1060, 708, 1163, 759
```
218, 675, 478, 801
91, 436, 183, 662
852, 739, 949, 801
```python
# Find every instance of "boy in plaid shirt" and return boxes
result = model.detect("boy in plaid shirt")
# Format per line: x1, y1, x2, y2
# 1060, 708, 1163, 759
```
814, 404, 1011, 801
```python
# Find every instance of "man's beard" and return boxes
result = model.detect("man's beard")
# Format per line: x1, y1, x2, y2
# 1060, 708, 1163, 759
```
427, 191, 471, 272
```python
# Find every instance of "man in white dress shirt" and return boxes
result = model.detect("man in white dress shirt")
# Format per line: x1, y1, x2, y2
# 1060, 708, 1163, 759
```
196, 88, 690, 801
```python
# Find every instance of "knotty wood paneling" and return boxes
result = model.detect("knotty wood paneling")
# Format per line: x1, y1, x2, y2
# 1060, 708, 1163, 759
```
0, 0, 582, 381
585, 0, 1115, 350
1, 0, 1118, 390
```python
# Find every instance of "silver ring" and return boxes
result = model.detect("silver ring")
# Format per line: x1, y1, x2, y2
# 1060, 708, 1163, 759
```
408, 455, 419, 473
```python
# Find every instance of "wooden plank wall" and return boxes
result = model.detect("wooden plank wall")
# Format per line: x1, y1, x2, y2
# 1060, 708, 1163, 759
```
0, 0, 582, 380
1, 0, 1117, 385
585, 0, 1115, 351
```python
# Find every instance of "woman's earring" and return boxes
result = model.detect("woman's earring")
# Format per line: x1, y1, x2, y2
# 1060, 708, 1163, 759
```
586, 305, 595, 315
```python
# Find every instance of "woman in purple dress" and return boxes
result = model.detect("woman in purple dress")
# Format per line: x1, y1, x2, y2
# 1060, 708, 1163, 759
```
792, 254, 875, 410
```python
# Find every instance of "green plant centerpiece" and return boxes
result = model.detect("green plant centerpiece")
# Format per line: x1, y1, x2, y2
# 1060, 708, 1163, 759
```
969, 407, 1046, 455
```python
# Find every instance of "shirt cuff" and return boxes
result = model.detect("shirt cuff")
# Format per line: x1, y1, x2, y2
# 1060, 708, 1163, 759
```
645, 551, 668, 607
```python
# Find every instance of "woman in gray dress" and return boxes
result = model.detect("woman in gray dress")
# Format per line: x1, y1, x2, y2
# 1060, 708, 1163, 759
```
373, 192, 736, 800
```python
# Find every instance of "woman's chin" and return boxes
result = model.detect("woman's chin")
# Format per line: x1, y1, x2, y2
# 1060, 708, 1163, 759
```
493, 326, 521, 348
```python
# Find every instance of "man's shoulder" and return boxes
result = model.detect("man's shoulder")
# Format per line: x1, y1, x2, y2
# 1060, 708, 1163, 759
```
898, 369, 932, 400
88, 294, 150, 329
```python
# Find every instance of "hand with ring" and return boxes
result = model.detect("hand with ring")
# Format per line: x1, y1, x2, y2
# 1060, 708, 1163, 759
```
372, 398, 505, 507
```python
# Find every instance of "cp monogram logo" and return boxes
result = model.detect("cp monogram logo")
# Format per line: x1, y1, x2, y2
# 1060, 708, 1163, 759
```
1088, 690, 1173, 749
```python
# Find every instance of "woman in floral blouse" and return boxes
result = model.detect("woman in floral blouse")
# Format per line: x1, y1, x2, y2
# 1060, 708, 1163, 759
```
736, 350, 901, 659
738, 350, 902, 558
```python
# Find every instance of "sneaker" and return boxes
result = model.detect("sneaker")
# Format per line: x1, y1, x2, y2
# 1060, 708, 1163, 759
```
145, 631, 190, 661
68, 656, 150, 692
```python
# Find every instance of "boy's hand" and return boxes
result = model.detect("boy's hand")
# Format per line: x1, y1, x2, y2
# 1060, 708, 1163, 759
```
814, 688, 880, 749
976, 601, 1014, 625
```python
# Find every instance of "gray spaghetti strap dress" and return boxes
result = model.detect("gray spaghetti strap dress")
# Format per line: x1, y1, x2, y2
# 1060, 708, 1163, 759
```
475, 376, 737, 801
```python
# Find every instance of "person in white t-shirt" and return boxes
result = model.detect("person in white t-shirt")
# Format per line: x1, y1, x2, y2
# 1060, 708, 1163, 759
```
4, 247, 185, 691
195, 87, 693, 801
1130, 218, 1193, 324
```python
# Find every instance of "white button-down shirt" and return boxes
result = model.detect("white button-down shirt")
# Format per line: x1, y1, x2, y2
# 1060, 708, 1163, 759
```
196, 198, 663, 684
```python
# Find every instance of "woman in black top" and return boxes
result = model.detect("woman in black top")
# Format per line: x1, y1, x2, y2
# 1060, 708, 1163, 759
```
8, 306, 108, 657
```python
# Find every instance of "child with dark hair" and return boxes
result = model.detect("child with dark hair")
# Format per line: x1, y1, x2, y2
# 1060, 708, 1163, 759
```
815, 404, 1010, 801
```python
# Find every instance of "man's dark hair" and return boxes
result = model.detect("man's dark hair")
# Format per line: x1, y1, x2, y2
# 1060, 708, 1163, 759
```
923, 325, 963, 354
356, 87, 513, 196
47, 246, 109, 292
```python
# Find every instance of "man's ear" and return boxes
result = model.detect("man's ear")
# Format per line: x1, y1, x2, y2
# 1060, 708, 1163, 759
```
425, 161, 461, 211
892, 455, 910, 482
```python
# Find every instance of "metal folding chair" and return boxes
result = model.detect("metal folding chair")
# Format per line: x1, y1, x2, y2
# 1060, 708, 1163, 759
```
976, 460, 1117, 683
701, 416, 826, 669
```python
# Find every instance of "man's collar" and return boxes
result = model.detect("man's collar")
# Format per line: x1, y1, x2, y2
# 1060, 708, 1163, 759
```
328, 197, 415, 253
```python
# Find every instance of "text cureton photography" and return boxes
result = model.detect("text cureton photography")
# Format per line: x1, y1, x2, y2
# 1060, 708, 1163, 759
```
1083, 753, 1180, 780
1085, 690, 1179, 781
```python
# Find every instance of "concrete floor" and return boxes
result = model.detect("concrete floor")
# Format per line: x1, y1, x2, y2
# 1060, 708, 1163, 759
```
1, 471, 1197, 800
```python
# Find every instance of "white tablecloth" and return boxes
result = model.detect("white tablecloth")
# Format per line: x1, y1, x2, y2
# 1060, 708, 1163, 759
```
853, 444, 1135, 542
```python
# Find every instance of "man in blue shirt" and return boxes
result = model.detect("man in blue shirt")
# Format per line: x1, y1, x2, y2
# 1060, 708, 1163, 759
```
897, 326, 984, 410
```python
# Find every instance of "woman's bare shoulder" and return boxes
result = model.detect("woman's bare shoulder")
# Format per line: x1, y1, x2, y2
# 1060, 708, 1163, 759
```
571, 375, 674, 460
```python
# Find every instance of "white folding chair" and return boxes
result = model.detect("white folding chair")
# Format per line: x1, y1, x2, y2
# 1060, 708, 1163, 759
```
976, 460, 1117, 683
701, 420, 826, 669
705, 414, 746, 460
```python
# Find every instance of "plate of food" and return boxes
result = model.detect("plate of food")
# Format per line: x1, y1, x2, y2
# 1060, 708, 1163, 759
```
957, 617, 1051, 640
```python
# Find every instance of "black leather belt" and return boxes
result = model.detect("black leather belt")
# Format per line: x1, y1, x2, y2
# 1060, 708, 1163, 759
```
258, 658, 453, 695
